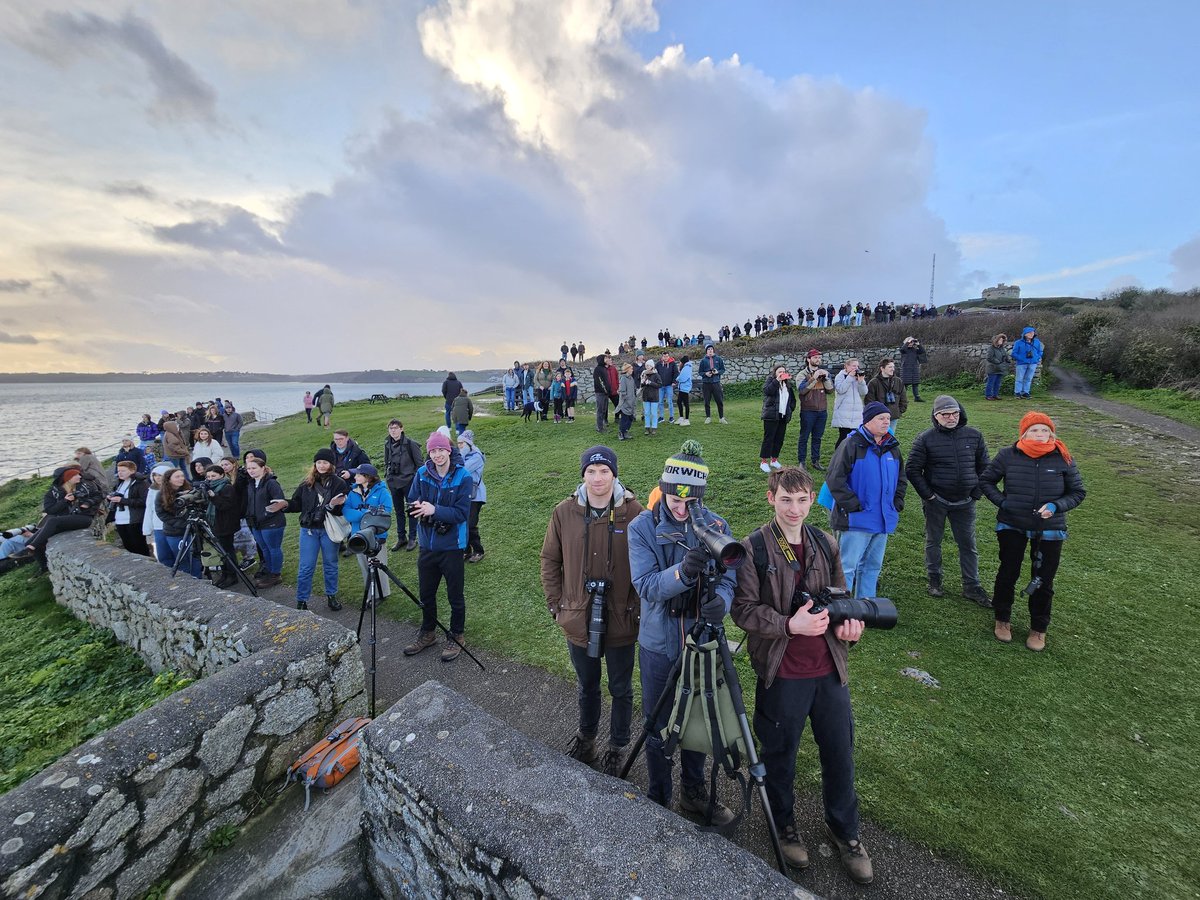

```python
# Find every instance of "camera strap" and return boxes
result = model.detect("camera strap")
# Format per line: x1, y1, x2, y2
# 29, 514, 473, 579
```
581, 495, 615, 582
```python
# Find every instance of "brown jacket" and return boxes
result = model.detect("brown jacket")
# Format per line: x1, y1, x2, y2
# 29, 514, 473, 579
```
797, 365, 834, 412
161, 420, 190, 462
540, 484, 643, 649
731, 522, 850, 689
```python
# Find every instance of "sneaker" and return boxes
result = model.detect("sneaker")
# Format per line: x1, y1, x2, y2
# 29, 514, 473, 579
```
994, 620, 1012, 643
719, 417, 729, 424
566, 732, 597, 765
826, 824, 873, 885
1026, 630, 1046, 652
927, 577, 944, 597
467, 552, 485, 563
780, 823, 810, 869
296, 599, 308, 610
769, 459, 782, 469
680, 418, 690, 426
705, 417, 712, 424
326, 594, 342, 611
403, 629, 438, 656
390, 542, 404, 552
678, 784, 735, 826
963, 586, 993, 608
760, 462, 771, 473
600, 746, 625, 777
441, 634, 464, 662
810, 461, 825, 471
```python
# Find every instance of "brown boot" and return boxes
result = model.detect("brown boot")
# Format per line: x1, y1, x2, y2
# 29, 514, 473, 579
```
780, 823, 810, 869
826, 824, 874, 885
441, 634, 464, 662
402, 629, 437, 656
994, 620, 1012, 643
1026, 630, 1046, 652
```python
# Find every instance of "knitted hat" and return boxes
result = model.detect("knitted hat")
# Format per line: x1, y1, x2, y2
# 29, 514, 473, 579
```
458, 429, 476, 450
1019, 411, 1055, 436
932, 395, 960, 415
313, 448, 337, 465
644, 359, 656, 369
660, 440, 709, 500
581, 445, 618, 477
60, 467, 81, 483
427, 431, 453, 453
862, 401, 891, 424
243, 448, 268, 464
806, 348, 822, 359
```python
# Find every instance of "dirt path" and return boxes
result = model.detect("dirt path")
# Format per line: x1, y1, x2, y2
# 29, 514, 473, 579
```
1049, 365, 1200, 447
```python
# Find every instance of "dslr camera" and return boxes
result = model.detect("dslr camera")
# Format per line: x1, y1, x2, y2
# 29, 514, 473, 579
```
410, 502, 451, 536
347, 507, 392, 556
585, 578, 611, 658
793, 586, 898, 630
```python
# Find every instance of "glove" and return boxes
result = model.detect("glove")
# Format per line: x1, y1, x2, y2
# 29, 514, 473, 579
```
701, 593, 726, 622
679, 547, 709, 582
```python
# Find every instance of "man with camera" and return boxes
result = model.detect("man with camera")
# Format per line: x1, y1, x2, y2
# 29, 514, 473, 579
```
403, 431, 473, 662
330, 430, 370, 482
628, 440, 737, 824
383, 419, 423, 552
731, 466, 873, 883
796, 348, 835, 470
540, 446, 644, 775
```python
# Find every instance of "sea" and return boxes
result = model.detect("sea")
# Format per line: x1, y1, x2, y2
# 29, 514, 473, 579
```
0, 381, 493, 484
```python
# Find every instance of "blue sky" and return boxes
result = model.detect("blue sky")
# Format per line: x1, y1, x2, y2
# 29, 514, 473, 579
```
0, 0, 1196, 373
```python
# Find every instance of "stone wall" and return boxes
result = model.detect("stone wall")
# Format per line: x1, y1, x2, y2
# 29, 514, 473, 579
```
361, 680, 813, 900
0, 532, 366, 900
575, 343, 993, 403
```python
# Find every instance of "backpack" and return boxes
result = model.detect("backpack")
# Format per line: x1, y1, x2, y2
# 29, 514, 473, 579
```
286, 716, 372, 809
747, 524, 834, 594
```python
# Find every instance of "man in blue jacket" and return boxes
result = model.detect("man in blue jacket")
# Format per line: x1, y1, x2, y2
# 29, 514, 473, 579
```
1011, 326, 1044, 399
628, 440, 736, 824
825, 402, 907, 599
403, 431, 473, 662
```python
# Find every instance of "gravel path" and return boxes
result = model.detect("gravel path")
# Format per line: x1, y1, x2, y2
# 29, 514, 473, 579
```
1049, 365, 1200, 446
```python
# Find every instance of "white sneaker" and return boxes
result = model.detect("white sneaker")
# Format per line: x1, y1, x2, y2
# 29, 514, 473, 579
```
770, 460, 782, 469
759, 462, 771, 473
720, 417, 729, 424
705, 417, 712, 424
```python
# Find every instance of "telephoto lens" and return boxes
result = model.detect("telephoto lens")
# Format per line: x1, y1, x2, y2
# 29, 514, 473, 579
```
585, 578, 610, 658
806, 588, 898, 630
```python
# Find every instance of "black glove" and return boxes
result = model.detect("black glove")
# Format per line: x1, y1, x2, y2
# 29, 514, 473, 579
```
701, 593, 726, 622
679, 547, 708, 582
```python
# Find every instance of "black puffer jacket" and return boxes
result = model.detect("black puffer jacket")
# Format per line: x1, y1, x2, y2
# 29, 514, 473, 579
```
244, 474, 286, 530
979, 445, 1085, 532
107, 473, 150, 525
760, 375, 796, 422
898, 343, 928, 384
286, 474, 350, 529
905, 407, 989, 503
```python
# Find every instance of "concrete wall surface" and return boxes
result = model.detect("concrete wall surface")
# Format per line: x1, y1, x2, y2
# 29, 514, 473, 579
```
0, 532, 366, 900
361, 680, 814, 900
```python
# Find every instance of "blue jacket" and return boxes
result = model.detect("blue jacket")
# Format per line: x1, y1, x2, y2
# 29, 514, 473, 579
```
628, 503, 738, 660
461, 448, 486, 503
676, 361, 693, 392
698, 353, 725, 384
407, 460, 472, 551
1011, 330, 1044, 365
826, 426, 907, 534
344, 480, 393, 541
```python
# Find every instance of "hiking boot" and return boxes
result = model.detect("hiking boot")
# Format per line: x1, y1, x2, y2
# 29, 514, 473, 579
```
257, 573, 282, 588
600, 745, 626, 777
780, 823, 810, 869
1026, 630, 1046, 652
826, 824, 873, 885
390, 542, 404, 552
994, 620, 1012, 643
296, 599, 308, 610
927, 576, 944, 597
406, 538, 418, 552
441, 634, 464, 662
810, 460, 825, 471
963, 586, 993, 608
403, 629, 438, 656
326, 594, 342, 611
678, 784, 735, 826
566, 732, 597, 765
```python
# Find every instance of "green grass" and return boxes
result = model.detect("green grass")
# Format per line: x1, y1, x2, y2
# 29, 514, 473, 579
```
2, 385, 1197, 899
1092, 383, 1200, 430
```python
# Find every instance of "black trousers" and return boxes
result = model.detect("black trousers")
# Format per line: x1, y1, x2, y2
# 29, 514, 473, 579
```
388, 484, 415, 542
677, 391, 690, 419
466, 501, 484, 555
701, 382, 724, 417
115, 523, 150, 556
760, 416, 789, 459
754, 672, 861, 840
835, 427, 855, 449
418, 549, 466, 635
993, 530, 1063, 632
567, 641, 635, 747
27, 514, 93, 565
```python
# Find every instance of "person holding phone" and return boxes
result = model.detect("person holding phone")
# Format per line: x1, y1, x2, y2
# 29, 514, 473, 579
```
284, 449, 348, 610
833, 358, 870, 448
759, 364, 797, 472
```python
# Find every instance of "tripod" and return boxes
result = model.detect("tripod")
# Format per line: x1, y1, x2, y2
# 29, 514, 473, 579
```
171, 512, 259, 596
620, 560, 788, 874
354, 554, 485, 717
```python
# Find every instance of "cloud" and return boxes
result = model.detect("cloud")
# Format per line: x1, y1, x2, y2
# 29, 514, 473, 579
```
955, 232, 1038, 263
25, 10, 218, 124
1169, 235, 1200, 291
151, 206, 287, 255
0, 331, 38, 344
1016, 251, 1156, 288
103, 180, 159, 200
0, 279, 33, 292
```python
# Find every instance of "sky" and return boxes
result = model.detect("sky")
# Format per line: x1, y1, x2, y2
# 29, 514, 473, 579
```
1, 0, 1197, 374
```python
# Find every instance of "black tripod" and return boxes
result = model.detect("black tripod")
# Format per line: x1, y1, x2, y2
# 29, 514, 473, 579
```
621, 560, 788, 874
354, 554, 485, 717
171, 512, 259, 596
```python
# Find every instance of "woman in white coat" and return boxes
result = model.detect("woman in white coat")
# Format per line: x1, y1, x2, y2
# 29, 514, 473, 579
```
832, 357, 869, 448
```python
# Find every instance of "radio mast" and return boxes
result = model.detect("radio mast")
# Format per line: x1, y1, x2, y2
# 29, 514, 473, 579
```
928, 253, 936, 307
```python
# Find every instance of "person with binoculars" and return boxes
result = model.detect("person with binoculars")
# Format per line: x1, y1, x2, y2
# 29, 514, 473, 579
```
628, 440, 737, 824
343, 464, 393, 604
540, 446, 643, 775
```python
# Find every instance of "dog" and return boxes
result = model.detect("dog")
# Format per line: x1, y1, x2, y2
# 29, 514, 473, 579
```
521, 399, 540, 423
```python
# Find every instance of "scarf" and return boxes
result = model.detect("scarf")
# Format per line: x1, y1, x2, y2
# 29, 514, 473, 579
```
1015, 438, 1073, 465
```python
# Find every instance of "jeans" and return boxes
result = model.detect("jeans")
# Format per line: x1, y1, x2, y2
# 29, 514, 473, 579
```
639, 644, 707, 806
567, 641, 635, 747
418, 549, 466, 635
985, 373, 1003, 398
658, 385, 674, 421
595, 391, 609, 431
297, 527, 339, 600
760, 417, 789, 459
754, 673, 860, 837
1014, 363, 1036, 395
455, 422, 466, 435
167, 456, 187, 470
504, 387, 516, 410
226, 430, 241, 459
922, 500, 981, 590
152, 529, 171, 563
443, 400, 452, 428
252, 525, 285, 575
356, 544, 391, 601
993, 531, 1063, 632
797, 409, 828, 464
838, 530, 889, 598
643, 400, 659, 430
523, 384, 535, 405
162, 532, 202, 577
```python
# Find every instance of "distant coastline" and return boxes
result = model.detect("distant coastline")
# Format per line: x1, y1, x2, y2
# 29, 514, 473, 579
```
0, 368, 503, 384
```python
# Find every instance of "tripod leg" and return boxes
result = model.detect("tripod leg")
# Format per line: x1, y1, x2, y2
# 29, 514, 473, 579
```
206, 524, 259, 596
619, 648, 686, 780
374, 561, 486, 671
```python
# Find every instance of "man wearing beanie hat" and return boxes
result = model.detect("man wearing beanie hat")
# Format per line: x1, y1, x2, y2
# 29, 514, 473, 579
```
402, 431, 474, 662
628, 441, 738, 823
906, 395, 992, 605
540, 447, 644, 774
825, 401, 907, 599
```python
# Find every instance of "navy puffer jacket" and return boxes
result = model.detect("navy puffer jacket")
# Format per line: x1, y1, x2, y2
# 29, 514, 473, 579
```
905, 406, 989, 503
979, 445, 1085, 532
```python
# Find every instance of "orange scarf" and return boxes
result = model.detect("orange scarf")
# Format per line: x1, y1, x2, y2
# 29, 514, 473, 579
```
1016, 438, 1073, 465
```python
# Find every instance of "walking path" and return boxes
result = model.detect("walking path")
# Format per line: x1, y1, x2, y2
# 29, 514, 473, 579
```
1049, 364, 1200, 446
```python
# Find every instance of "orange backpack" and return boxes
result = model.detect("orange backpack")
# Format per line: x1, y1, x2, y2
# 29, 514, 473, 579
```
286, 716, 372, 809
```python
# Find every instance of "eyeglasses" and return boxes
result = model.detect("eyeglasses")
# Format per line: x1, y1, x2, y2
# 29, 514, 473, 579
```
935, 410, 961, 418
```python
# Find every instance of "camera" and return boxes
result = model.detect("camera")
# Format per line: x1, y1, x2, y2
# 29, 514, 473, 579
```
347, 508, 392, 556
2, 525, 36, 539
686, 504, 746, 570
794, 586, 898, 630
1023, 575, 1042, 596
585, 578, 611, 658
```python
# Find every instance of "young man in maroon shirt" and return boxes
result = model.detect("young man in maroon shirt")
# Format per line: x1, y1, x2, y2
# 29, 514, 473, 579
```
731, 466, 873, 885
